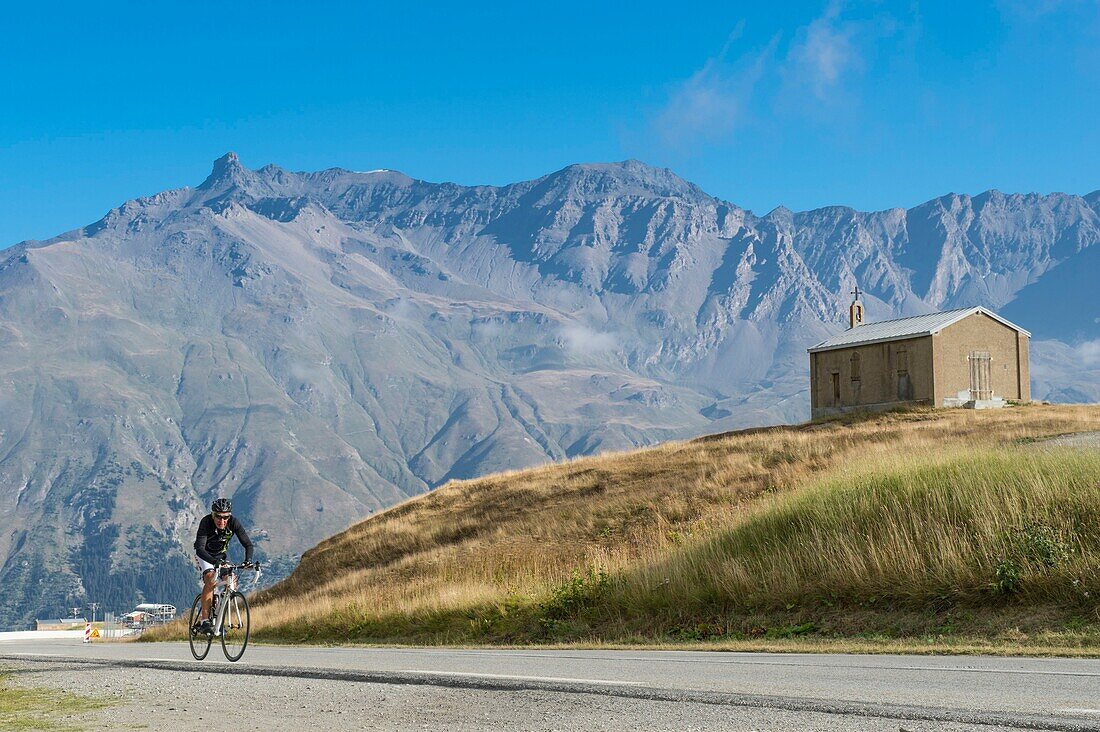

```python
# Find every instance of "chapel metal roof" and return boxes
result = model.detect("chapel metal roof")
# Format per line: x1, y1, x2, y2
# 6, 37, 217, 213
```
807, 306, 1030, 354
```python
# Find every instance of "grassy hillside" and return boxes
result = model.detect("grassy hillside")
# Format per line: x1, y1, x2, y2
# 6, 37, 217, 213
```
197, 406, 1100, 651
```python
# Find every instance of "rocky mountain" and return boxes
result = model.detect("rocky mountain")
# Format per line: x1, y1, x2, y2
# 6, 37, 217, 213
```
0, 153, 1096, 626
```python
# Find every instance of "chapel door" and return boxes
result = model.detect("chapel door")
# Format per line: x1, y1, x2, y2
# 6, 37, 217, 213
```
968, 351, 992, 401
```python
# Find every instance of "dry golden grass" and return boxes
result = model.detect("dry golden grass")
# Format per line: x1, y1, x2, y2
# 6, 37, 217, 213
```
613, 447, 1100, 620
223, 404, 1100, 647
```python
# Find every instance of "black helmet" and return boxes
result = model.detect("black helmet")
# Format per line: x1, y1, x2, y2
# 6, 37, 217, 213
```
211, 497, 232, 514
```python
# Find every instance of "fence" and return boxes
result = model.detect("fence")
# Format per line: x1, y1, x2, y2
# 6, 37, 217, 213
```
92, 613, 141, 640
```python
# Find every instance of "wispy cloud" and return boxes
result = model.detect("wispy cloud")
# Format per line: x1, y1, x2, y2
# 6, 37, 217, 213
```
784, 2, 863, 100
654, 23, 776, 148
650, 2, 907, 147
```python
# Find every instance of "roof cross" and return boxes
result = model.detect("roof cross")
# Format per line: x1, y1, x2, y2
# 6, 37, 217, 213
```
850, 285, 862, 301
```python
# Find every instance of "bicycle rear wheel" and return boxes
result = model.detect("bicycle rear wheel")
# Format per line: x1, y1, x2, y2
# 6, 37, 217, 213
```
187, 594, 212, 661
220, 591, 250, 661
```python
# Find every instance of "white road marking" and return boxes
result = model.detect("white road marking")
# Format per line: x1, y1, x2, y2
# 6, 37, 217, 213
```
403, 669, 644, 686
402, 649, 1100, 678
1060, 708, 1100, 715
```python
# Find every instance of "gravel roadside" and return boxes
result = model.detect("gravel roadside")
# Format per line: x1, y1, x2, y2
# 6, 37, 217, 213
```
1042, 431, 1100, 449
2, 659, 1036, 732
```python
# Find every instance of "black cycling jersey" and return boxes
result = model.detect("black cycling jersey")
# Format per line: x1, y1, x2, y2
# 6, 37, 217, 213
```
194, 514, 253, 566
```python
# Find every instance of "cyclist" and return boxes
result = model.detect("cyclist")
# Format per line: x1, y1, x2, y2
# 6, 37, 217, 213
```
193, 497, 254, 634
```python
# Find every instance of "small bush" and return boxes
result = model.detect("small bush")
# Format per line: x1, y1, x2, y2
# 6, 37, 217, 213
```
994, 559, 1022, 595
1018, 522, 1071, 568
539, 568, 611, 622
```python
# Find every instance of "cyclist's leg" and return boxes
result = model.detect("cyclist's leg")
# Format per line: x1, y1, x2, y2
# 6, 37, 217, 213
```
196, 557, 216, 621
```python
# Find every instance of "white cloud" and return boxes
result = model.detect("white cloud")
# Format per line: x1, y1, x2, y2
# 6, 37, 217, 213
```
654, 24, 777, 148
1074, 339, 1100, 367
650, 3, 907, 145
559, 323, 617, 355
785, 2, 861, 99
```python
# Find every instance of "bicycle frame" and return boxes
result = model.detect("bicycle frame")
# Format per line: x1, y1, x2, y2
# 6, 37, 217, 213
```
210, 568, 241, 635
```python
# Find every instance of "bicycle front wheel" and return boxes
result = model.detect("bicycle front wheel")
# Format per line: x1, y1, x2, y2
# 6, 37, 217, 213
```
188, 594, 212, 661
220, 591, 250, 662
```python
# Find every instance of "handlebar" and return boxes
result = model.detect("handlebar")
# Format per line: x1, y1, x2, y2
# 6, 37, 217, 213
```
218, 562, 261, 571
214, 562, 262, 591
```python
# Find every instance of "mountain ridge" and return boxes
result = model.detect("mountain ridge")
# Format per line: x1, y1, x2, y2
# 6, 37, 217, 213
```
5, 153, 1097, 257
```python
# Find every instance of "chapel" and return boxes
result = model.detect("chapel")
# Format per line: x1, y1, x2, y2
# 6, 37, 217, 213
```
807, 291, 1031, 418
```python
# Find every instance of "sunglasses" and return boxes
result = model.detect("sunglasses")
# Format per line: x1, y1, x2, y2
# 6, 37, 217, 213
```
213, 513, 231, 521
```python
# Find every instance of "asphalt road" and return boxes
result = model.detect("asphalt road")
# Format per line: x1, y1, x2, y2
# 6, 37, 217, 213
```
3, 640, 1100, 730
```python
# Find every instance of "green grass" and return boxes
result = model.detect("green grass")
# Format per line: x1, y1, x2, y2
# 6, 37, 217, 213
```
0, 672, 112, 731
593, 446, 1100, 643
621, 446, 1100, 615
258, 445, 1100, 651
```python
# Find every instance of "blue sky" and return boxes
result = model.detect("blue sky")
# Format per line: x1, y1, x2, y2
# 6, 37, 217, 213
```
1, 1, 1097, 247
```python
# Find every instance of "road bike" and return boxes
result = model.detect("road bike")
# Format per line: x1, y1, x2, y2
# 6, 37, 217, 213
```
188, 562, 261, 662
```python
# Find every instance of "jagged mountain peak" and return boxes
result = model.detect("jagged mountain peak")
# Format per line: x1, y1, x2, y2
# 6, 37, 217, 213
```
192, 153, 324, 214
215, 150, 242, 169
191, 151, 279, 208
763, 205, 795, 225
530, 159, 713, 204
201, 151, 250, 188
791, 204, 861, 222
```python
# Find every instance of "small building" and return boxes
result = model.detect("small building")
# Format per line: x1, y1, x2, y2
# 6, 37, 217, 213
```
808, 294, 1030, 418
131, 603, 176, 626
35, 617, 87, 631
